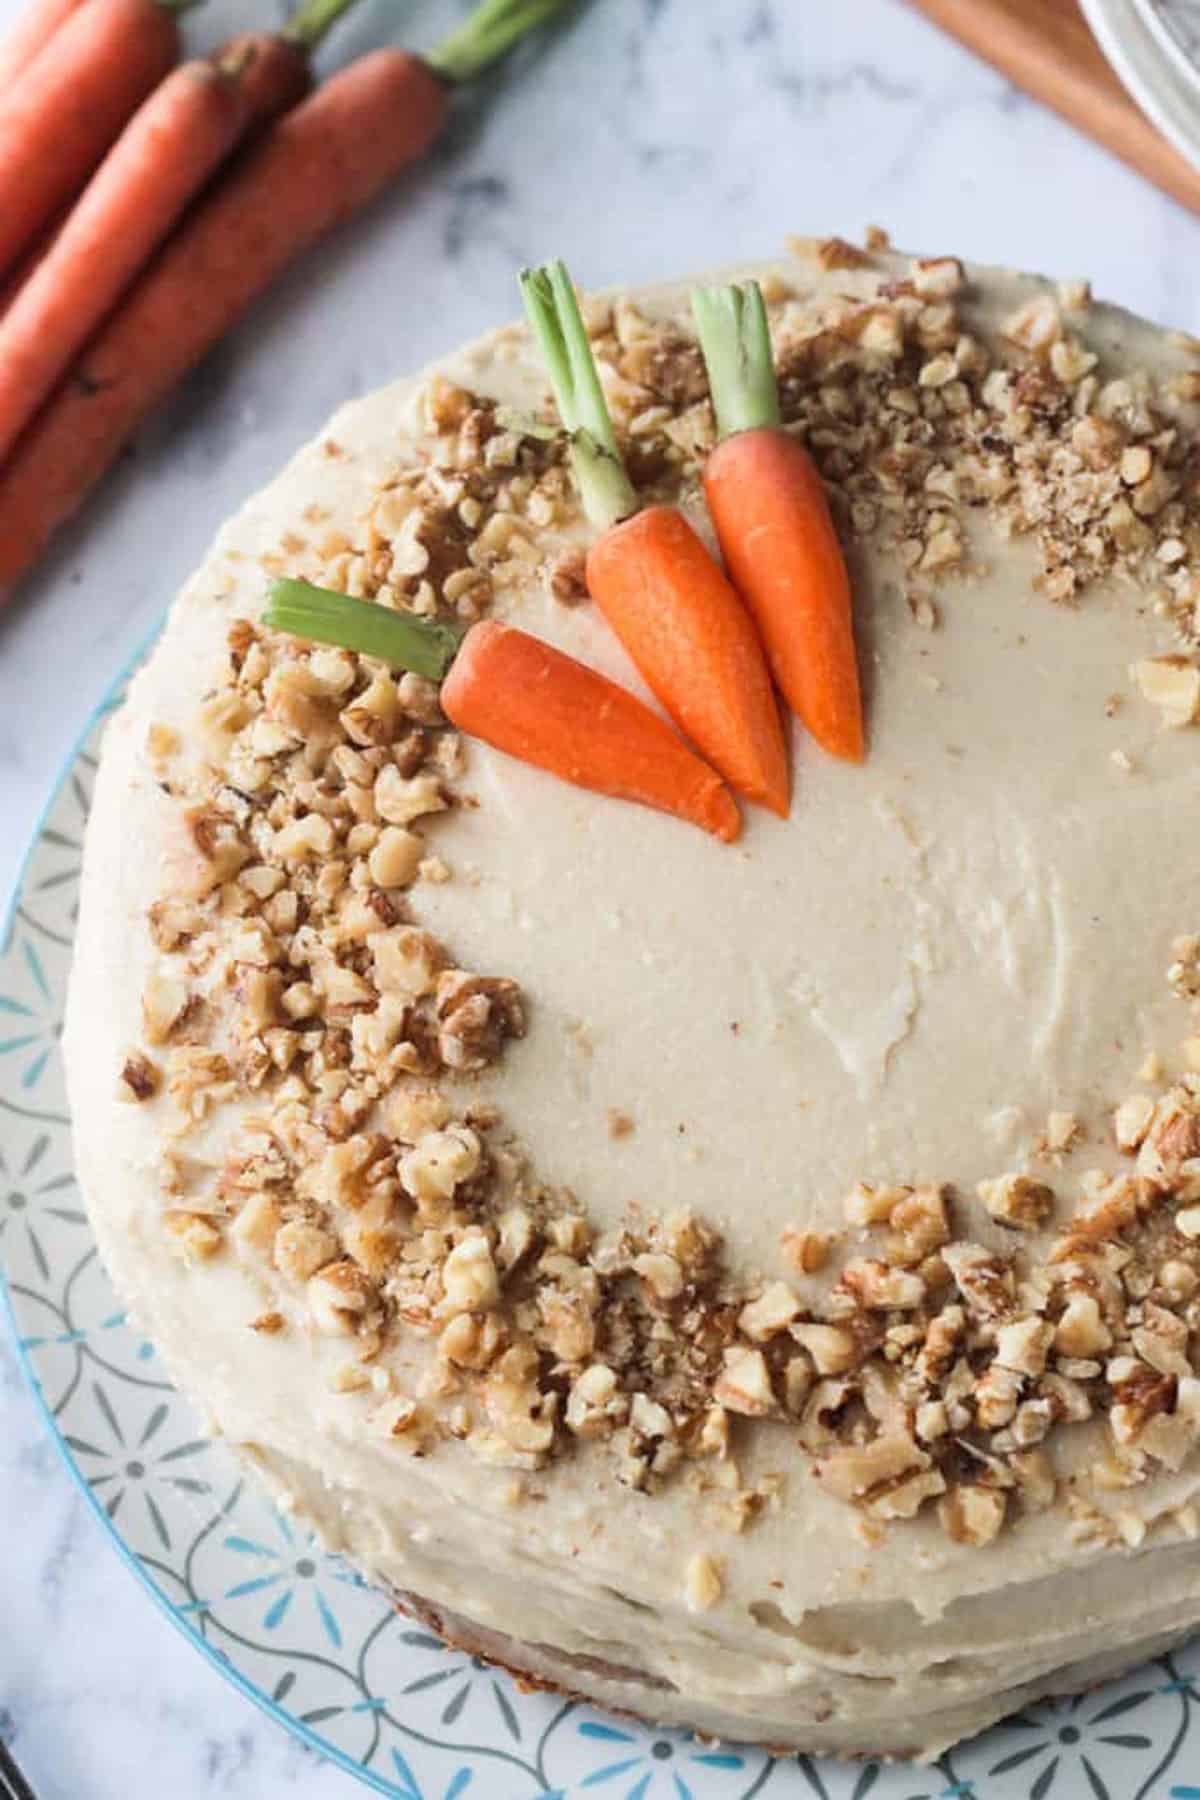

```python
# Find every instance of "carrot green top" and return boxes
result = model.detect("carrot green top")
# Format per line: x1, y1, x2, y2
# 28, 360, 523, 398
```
690, 280, 781, 442
519, 259, 638, 533
281, 0, 362, 51
426, 0, 574, 85
263, 578, 466, 679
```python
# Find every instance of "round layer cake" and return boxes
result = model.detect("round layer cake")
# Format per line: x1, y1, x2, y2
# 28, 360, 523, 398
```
65, 242, 1200, 1759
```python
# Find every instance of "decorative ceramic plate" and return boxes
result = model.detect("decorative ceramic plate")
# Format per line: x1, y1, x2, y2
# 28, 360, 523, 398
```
1141, 0, 1200, 91
1081, 0, 1200, 172
6, 651, 1200, 1800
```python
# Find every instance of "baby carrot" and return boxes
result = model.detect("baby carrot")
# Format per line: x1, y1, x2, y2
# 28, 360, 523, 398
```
0, 0, 86, 90
0, 0, 572, 595
692, 281, 865, 763
263, 580, 741, 841
0, 0, 361, 465
520, 261, 789, 817
447, 623, 740, 840
0, 0, 189, 280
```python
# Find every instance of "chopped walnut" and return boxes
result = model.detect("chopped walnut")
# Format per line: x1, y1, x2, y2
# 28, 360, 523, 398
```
307, 1260, 377, 1335
368, 827, 424, 889
838, 1258, 926, 1310
994, 1316, 1052, 1377
912, 256, 964, 299
781, 1228, 833, 1274
436, 972, 525, 1072
790, 1322, 860, 1376
844, 1181, 906, 1227
565, 1364, 627, 1438
942, 1243, 1014, 1317
977, 1173, 1054, 1231
634, 1252, 685, 1302
1054, 1293, 1112, 1358
713, 1346, 776, 1416
684, 1552, 723, 1612
1114, 1093, 1156, 1151
939, 1484, 1007, 1546
274, 1219, 338, 1283
817, 1432, 929, 1503
885, 1185, 950, 1265
117, 1051, 160, 1102
371, 1396, 429, 1452
1042, 1112, 1080, 1157
230, 1191, 282, 1257
441, 1232, 501, 1315
399, 1127, 481, 1210
738, 1281, 801, 1342
142, 970, 191, 1046
163, 1212, 223, 1263
1132, 655, 1200, 728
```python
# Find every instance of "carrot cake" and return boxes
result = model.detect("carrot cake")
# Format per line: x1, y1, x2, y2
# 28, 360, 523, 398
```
64, 239, 1200, 1758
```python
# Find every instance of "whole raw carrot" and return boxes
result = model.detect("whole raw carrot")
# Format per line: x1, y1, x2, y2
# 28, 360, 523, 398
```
217, 0, 376, 126
0, 214, 64, 318
0, 0, 86, 89
263, 582, 741, 842
693, 282, 865, 763
0, 64, 247, 463
521, 260, 789, 817
0, 0, 186, 280
0, 0, 362, 464
217, 33, 311, 123
0, 0, 573, 594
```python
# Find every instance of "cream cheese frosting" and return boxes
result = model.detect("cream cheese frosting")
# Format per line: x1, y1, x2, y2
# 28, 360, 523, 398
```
64, 246, 1200, 1758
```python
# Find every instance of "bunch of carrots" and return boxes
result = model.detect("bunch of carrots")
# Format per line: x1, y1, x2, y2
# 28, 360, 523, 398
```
265, 262, 867, 844
0, 0, 571, 593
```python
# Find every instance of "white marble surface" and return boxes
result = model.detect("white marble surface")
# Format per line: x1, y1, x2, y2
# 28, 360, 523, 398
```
2, 0, 1200, 1793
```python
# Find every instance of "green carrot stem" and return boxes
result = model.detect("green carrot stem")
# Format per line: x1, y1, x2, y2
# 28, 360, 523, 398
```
691, 281, 781, 441
520, 259, 637, 533
427, 0, 573, 84
158, 0, 204, 13
264, 579, 466, 681
282, 0, 364, 51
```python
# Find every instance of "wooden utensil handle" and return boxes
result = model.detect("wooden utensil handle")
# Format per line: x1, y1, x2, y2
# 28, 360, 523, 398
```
907, 0, 1200, 214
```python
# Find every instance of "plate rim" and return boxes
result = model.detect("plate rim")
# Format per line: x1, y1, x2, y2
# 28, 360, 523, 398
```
0, 627, 419, 1800
1137, 0, 1200, 96
1080, 0, 1200, 171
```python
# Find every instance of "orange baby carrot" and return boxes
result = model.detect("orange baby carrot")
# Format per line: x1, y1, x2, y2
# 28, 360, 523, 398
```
0, 0, 86, 90
0, 1, 361, 464
444, 622, 741, 841
218, 0, 379, 127
0, 0, 573, 594
263, 582, 741, 842
693, 281, 865, 763
520, 260, 788, 816
0, 0, 185, 280
586, 507, 789, 815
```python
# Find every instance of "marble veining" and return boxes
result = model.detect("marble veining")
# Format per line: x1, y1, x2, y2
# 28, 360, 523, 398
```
3, 0, 1200, 1793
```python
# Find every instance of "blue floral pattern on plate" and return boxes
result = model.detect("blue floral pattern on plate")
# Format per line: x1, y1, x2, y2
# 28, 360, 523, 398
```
4, 658, 1200, 1799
